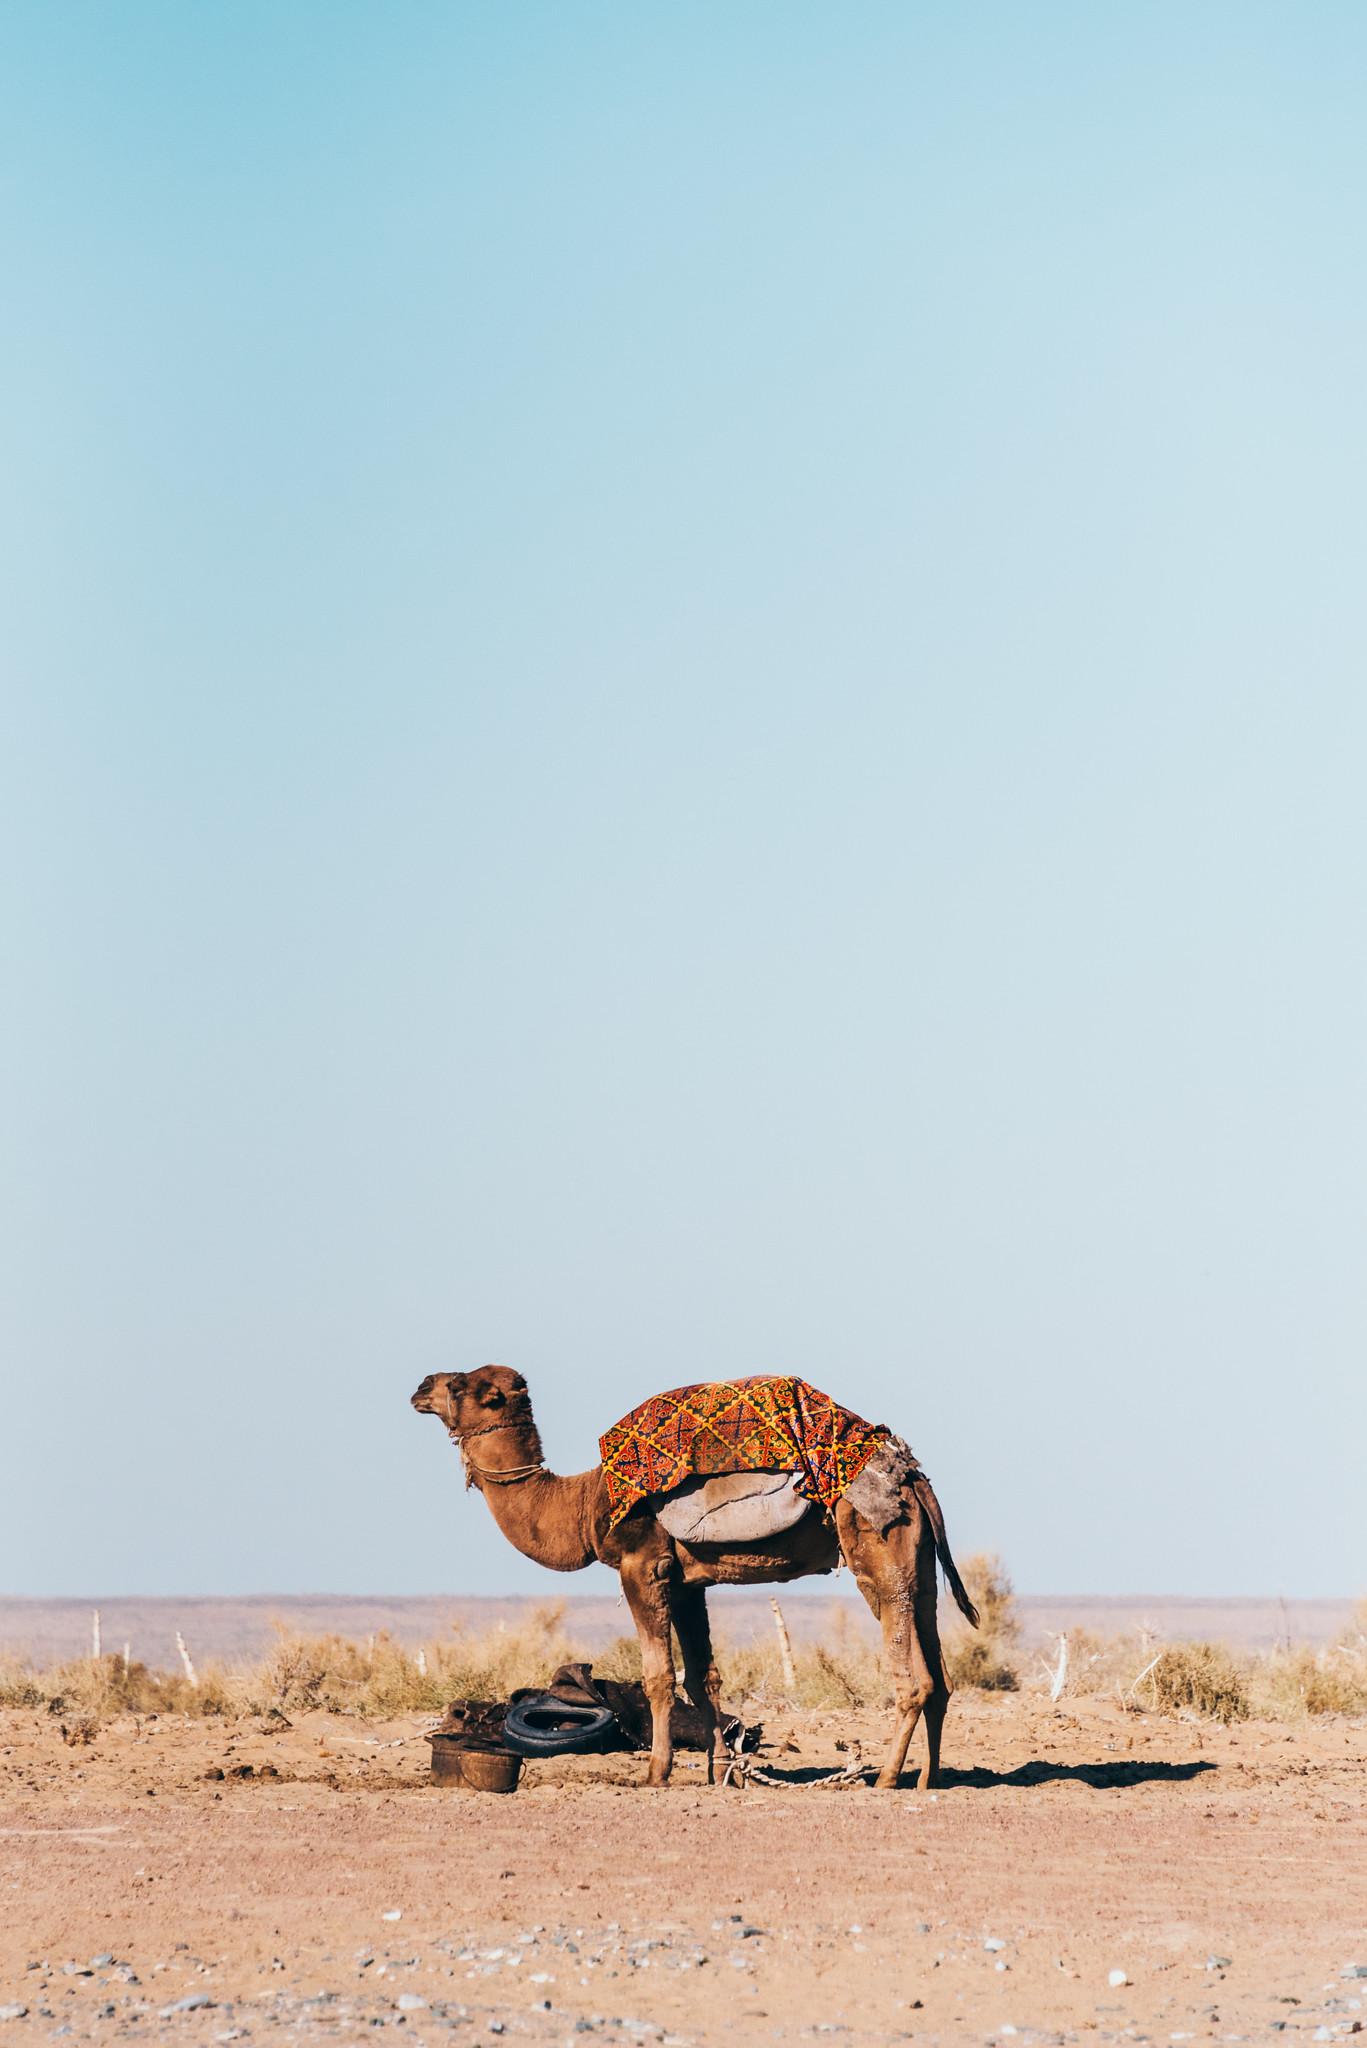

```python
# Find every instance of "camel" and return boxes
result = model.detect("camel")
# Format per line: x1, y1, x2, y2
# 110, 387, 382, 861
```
411, 1365, 979, 1789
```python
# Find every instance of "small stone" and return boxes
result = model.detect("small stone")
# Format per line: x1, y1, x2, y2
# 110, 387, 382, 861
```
489, 2025, 504, 2037
1108, 1968, 1130, 1988
1345, 1966, 1367, 1981
984, 1938, 1006, 1953
1207, 1956, 1232, 1971
395, 1995, 427, 2012
381, 1911, 403, 1923
159, 1993, 215, 2015
0, 2007, 29, 2023
90, 1956, 113, 1969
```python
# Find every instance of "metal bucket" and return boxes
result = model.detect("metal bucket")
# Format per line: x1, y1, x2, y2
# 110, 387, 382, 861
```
429, 1735, 523, 1792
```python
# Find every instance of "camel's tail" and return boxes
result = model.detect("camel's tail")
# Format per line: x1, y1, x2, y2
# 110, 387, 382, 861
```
911, 1472, 980, 1629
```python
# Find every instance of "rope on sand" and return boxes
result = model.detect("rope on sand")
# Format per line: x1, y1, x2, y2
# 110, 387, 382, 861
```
718, 1752, 869, 1790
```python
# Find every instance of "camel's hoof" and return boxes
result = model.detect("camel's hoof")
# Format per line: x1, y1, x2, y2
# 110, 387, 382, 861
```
873, 1772, 902, 1790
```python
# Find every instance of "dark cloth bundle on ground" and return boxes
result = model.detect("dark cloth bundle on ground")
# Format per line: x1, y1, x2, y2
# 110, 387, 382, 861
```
599, 1374, 889, 1531
432, 1664, 761, 1757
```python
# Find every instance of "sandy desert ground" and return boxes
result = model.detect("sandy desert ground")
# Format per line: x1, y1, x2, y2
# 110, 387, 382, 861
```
2, 1688, 1364, 2048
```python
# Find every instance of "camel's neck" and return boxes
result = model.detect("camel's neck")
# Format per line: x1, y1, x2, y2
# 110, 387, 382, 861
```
461, 1422, 599, 1573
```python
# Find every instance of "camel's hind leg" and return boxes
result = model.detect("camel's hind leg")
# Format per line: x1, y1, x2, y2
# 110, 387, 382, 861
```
673, 1584, 728, 1785
835, 1499, 938, 1790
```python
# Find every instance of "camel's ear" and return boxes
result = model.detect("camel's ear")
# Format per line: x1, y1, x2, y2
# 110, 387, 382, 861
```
471, 1372, 505, 1408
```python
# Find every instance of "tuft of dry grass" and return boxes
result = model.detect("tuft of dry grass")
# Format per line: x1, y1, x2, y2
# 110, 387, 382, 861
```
1250, 1644, 1367, 1719
1136, 1643, 1251, 1723
943, 1553, 1020, 1692
0, 1654, 232, 1719
718, 1632, 886, 1710
241, 1604, 581, 1716
1036, 1605, 1367, 1724
0, 1605, 581, 1725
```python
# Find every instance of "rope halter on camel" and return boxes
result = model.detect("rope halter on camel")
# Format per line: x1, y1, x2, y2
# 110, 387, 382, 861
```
446, 1417, 547, 1490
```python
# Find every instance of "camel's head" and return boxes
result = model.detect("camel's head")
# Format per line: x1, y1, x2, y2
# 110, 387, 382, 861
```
410, 1364, 533, 1441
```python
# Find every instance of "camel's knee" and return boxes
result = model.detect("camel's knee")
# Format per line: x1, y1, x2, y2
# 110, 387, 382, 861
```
896, 1673, 935, 1716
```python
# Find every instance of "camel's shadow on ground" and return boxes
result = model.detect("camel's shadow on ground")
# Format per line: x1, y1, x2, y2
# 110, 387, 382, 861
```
757, 1758, 1218, 1791
935, 1757, 1218, 1790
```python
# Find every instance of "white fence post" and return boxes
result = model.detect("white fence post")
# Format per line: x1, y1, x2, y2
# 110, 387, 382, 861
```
91, 1609, 102, 1661
175, 1631, 199, 1687
770, 1598, 798, 1693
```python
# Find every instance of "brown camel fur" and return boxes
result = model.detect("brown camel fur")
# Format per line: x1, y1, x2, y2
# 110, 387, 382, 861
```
410, 1365, 979, 1790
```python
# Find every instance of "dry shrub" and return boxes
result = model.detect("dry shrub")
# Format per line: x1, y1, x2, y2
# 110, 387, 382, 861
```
1252, 1645, 1367, 1719
0, 1654, 231, 1720
241, 1604, 582, 1717
0, 1659, 46, 1709
1139, 1643, 1249, 1723
721, 1636, 885, 1710
1046, 1626, 1151, 1698
944, 1553, 1019, 1692
591, 1635, 644, 1683
5, 1584, 1362, 1729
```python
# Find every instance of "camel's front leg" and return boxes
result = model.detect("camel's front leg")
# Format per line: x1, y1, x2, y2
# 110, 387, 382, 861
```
673, 1585, 727, 1785
620, 1557, 677, 1787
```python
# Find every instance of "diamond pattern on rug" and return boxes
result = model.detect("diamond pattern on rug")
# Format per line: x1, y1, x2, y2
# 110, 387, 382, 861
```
599, 1375, 888, 1531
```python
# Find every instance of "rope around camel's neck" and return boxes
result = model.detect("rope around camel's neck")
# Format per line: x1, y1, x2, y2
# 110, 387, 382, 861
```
449, 1416, 546, 1489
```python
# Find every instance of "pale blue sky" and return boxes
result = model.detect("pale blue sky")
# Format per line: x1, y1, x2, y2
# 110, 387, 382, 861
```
2, 3, 1363, 1600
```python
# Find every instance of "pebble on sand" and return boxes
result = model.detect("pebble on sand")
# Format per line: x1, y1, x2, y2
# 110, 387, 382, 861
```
0, 2008, 29, 2023
1108, 1968, 1130, 1988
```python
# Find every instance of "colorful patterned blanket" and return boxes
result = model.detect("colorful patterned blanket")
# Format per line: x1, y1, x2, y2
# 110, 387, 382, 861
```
599, 1375, 888, 1531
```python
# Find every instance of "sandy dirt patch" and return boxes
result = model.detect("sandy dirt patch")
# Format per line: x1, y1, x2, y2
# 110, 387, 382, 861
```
2, 1694, 1363, 2045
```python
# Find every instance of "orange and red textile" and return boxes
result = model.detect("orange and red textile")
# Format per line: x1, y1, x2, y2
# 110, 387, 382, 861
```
599, 1375, 888, 1531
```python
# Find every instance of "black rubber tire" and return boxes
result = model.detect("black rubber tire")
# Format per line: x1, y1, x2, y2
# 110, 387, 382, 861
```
501, 1696, 618, 1757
